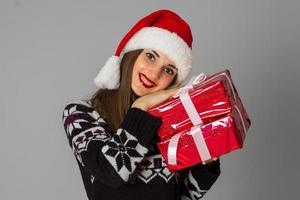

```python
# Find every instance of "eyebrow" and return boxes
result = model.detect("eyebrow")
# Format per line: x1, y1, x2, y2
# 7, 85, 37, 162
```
151, 50, 178, 71
151, 50, 160, 58
168, 64, 178, 71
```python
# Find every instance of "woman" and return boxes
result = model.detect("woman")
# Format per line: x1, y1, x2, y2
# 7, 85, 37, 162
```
62, 9, 221, 200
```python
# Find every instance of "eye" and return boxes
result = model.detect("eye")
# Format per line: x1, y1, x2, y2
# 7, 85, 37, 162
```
163, 67, 175, 76
146, 52, 155, 62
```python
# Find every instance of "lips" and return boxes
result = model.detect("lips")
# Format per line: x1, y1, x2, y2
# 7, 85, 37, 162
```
139, 73, 156, 88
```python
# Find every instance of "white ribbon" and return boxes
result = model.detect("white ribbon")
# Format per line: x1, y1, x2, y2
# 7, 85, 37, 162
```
167, 71, 247, 165
190, 126, 212, 161
168, 126, 212, 165
168, 133, 181, 165
173, 73, 207, 98
179, 91, 203, 125
190, 71, 238, 101
167, 73, 212, 165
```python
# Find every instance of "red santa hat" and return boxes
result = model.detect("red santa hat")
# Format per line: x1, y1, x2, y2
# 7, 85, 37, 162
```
94, 9, 193, 89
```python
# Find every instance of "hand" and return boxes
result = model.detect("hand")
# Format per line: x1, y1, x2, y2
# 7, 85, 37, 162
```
202, 157, 219, 165
131, 83, 182, 111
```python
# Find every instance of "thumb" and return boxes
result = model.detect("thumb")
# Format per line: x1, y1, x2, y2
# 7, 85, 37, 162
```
165, 86, 181, 98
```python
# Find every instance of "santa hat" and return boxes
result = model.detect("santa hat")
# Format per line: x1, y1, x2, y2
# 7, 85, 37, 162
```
94, 9, 193, 89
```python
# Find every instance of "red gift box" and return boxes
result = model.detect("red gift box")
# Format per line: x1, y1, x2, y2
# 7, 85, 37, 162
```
148, 69, 248, 140
157, 101, 250, 172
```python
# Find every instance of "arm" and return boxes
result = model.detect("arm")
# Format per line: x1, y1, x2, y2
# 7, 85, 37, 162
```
62, 100, 162, 189
178, 159, 221, 200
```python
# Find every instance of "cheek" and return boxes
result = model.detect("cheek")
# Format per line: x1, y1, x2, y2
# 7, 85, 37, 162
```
163, 74, 176, 83
131, 60, 145, 83
157, 76, 175, 88
132, 60, 141, 77
133, 55, 147, 70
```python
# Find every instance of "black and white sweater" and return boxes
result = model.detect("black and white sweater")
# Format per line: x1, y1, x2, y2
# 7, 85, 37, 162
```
62, 100, 221, 200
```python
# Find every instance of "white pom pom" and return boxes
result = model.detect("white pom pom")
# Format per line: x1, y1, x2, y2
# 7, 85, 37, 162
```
93, 56, 121, 89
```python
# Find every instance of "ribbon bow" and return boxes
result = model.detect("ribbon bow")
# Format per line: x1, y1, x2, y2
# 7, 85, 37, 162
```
173, 73, 207, 97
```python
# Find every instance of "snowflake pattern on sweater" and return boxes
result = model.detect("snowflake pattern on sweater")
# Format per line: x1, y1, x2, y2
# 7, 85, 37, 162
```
102, 128, 148, 181
137, 154, 174, 184
62, 100, 221, 200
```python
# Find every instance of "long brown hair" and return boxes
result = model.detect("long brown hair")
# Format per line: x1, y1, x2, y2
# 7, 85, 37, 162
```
87, 49, 177, 132
85, 49, 178, 183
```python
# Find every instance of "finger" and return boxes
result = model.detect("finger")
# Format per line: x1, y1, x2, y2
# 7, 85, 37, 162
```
165, 87, 181, 97
202, 161, 206, 165
212, 157, 218, 161
205, 159, 216, 164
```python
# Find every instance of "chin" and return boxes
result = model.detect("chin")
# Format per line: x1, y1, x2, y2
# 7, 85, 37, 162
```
132, 90, 142, 97
131, 83, 143, 97
132, 84, 154, 97
132, 87, 147, 97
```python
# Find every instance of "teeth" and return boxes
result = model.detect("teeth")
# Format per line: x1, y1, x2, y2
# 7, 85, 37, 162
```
142, 77, 152, 85
141, 75, 153, 86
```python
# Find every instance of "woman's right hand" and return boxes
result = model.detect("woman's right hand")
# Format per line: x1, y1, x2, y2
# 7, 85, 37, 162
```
131, 83, 182, 111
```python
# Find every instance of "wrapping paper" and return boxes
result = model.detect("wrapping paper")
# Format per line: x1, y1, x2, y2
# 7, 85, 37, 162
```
157, 101, 249, 171
149, 69, 251, 171
148, 70, 249, 140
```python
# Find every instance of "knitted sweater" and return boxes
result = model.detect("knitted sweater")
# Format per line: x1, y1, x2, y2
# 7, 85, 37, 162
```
62, 100, 221, 200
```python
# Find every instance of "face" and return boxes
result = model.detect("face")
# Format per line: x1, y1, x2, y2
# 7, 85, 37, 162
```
131, 49, 178, 97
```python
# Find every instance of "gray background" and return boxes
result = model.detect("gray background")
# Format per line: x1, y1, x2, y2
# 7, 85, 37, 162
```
1, 0, 299, 199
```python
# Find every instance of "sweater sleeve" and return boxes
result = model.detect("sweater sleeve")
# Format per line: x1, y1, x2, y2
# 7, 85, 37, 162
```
62, 100, 162, 189
178, 158, 221, 200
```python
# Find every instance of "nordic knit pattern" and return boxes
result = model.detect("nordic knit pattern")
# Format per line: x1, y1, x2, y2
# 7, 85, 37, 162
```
62, 100, 221, 200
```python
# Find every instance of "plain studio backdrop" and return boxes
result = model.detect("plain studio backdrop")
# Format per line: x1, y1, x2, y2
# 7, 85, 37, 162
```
1, 0, 299, 199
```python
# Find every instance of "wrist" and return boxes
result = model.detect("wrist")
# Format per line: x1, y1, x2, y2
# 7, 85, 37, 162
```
131, 102, 148, 111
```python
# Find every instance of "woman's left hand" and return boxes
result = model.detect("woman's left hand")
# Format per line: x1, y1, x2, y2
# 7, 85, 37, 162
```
202, 157, 219, 165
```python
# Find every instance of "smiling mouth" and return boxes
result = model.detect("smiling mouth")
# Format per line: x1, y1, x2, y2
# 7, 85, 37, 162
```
139, 73, 156, 88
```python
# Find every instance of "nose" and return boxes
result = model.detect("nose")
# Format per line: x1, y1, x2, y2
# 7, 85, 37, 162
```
147, 66, 161, 82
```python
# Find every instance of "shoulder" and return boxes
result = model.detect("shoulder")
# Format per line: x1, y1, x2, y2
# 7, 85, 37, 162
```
63, 99, 92, 110
62, 99, 103, 124
63, 99, 94, 113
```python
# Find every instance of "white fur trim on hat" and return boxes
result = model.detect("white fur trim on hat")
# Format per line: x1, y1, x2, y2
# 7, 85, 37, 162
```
93, 55, 120, 89
94, 27, 192, 89
121, 27, 192, 84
